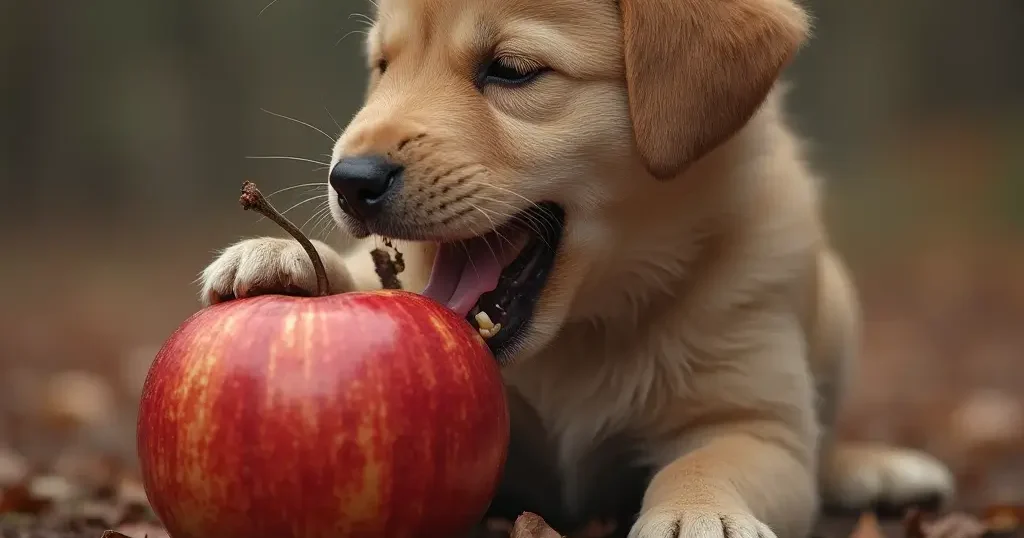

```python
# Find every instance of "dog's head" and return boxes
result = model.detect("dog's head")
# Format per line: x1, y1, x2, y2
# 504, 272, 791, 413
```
328, 0, 809, 364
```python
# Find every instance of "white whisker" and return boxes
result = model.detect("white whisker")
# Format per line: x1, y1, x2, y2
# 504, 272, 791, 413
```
252, 196, 326, 227
467, 205, 502, 266
468, 203, 517, 257
348, 12, 375, 26
313, 209, 337, 239
258, 0, 280, 17
264, 182, 327, 198
306, 208, 329, 238
279, 195, 328, 218
466, 198, 550, 242
456, 234, 480, 279
474, 181, 559, 231
473, 204, 553, 251
325, 106, 343, 136
260, 109, 335, 142
469, 194, 553, 237
246, 155, 331, 166
336, 29, 369, 46
300, 201, 331, 232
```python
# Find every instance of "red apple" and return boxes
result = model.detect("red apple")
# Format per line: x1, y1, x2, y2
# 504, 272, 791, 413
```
137, 289, 510, 538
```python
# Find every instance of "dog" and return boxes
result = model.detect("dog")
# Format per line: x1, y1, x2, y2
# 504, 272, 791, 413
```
199, 0, 956, 536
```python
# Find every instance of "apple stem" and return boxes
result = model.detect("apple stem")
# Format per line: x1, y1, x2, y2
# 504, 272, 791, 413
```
239, 180, 330, 297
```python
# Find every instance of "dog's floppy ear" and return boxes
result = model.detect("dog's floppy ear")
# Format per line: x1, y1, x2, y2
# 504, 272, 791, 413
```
620, 0, 810, 179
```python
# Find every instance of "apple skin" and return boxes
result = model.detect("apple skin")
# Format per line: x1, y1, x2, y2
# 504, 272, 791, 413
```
137, 289, 510, 538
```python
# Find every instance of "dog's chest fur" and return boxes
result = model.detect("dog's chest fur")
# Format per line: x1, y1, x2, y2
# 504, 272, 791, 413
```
496, 315, 695, 525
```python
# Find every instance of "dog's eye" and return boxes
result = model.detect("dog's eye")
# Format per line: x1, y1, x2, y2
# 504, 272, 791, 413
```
480, 56, 544, 87
376, 58, 388, 74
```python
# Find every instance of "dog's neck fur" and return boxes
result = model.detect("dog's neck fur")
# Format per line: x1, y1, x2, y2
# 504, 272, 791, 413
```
502, 86, 827, 513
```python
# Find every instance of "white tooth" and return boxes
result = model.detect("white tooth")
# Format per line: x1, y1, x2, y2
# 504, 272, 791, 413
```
491, 323, 502, 334
475, 311, 495, 330
478, 327, 493, 339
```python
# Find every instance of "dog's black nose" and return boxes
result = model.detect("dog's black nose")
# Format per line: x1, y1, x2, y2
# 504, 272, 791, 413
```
329, 155, 403, 220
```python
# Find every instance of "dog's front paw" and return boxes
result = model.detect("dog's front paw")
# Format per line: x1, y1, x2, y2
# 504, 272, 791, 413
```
628, 505, 775, 538
199, 237, 353, 306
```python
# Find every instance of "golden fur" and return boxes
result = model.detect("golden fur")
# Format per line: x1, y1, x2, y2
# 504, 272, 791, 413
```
200, 0, 955, 535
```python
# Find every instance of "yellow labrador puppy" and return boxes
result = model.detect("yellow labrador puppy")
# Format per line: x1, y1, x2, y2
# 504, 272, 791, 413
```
200, 0, 955, 535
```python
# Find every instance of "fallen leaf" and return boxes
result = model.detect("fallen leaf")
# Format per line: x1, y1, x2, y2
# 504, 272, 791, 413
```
921, 512, 986, 538
512, 512, 564, 538
0, 483, 52, 515
982, 505, 1023, 534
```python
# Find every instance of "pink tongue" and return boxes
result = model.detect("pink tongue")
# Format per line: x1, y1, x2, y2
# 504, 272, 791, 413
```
421, 237, 521, 317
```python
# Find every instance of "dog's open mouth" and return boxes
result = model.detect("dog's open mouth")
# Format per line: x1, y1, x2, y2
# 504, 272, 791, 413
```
421, 202, 565, 359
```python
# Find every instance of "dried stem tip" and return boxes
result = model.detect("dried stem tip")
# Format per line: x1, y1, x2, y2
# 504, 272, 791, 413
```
371, 248, 403, 290
239, 180, 330, 297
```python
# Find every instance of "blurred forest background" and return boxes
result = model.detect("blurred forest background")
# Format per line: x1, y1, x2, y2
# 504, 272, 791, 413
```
2, 0, 1023, 515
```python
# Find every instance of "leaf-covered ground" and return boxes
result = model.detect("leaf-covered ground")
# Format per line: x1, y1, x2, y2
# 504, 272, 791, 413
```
2, 448, 1023, 538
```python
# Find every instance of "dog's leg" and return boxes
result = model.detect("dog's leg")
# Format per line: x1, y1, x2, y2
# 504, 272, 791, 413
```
628, 424, 817, 538
628, 317, 820, 538
820, 442, 955, 513
810, 251, 956, 513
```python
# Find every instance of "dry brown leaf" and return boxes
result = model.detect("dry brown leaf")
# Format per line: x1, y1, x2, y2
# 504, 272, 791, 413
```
982, 505, 1023, 534
903, 508, 996, 538
512, 512, 564, 538
921, 513, 986, 538
0, 482, 51, 515
850, 512, 885, 538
